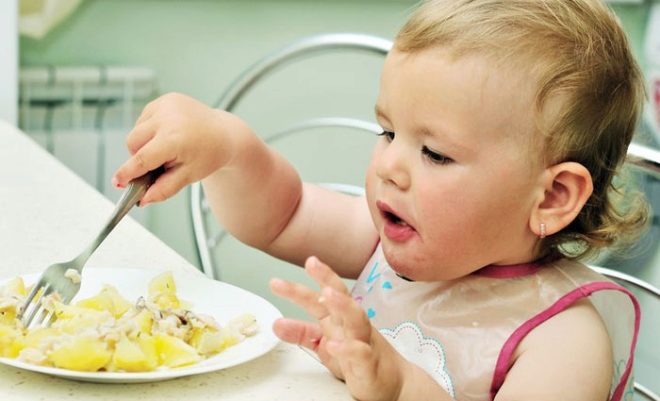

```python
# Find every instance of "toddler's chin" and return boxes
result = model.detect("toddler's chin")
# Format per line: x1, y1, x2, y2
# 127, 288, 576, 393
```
383, 249, 462, 282
382, 251, 417, 281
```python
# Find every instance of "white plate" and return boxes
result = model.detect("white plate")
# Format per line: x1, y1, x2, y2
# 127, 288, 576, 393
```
0, 268, 282, 383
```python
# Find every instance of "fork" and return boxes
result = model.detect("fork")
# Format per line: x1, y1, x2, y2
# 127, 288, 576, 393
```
18, 168, 162, 328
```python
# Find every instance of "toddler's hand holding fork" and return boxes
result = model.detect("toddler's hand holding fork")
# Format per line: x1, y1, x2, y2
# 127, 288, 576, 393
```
112, 92, 251, 206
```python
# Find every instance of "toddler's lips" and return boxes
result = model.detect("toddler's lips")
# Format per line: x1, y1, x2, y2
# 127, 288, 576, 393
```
376, 201, 416, 242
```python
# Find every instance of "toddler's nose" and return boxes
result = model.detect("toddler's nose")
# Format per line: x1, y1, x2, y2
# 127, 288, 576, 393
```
375, 142, 411, 190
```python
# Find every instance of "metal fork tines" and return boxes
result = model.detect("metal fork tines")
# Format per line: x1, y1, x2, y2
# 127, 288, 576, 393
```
18, 169, 161, 328
20, 263, 81, 328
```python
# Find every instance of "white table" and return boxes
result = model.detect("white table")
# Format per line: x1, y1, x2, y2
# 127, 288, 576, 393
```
0, 120, 350, 400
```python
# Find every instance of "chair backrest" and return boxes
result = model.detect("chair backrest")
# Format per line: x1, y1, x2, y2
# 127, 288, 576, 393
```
189, 32, 660, 401
190, 33, 391, 279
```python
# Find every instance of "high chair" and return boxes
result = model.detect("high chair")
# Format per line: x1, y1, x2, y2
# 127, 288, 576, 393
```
189, 33, 660, 401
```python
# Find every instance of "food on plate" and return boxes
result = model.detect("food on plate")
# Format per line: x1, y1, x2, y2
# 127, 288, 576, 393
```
0, 271, 257, 372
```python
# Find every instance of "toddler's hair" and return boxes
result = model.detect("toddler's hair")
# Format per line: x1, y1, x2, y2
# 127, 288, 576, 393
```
395, 0, 649, 260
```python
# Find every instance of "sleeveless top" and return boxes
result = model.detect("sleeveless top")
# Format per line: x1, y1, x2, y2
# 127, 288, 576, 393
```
351, 244, 640, 401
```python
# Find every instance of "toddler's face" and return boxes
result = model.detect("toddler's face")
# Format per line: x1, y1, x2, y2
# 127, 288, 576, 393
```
366, 47, 546, 281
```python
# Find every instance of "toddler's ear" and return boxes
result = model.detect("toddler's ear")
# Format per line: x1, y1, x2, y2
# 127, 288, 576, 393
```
530, 162, 593, 237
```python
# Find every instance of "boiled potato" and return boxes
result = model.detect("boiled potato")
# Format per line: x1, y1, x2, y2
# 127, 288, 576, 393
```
131, 309, 154, 336
0, 309, 17, 326
54, 306, 112, 335
76, 285, 132, 318
1, 277, 26, 297
155, 333, 201, 368
0, 277, 25, 326
110, 335, 158, 372
0, 323, 24, 357
48, 337, 112, 371
189, 327, 241, 355
22, 327, 59, 349
148, 271, 181, 309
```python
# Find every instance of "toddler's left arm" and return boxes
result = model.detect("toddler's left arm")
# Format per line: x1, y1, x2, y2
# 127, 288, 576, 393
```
493, 296, 613, 401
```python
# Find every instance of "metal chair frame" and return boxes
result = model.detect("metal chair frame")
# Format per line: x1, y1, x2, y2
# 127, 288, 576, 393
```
189, 32, 660, 400
190, 33, 391, 279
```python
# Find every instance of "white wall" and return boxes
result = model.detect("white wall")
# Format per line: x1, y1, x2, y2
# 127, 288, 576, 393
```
0, 0, 18, 125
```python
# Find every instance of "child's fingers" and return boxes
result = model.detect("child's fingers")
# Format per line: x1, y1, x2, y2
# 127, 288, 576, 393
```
125, 119, 157, 155
270, 278, 329, 320
272, 317, 323, 351
139, 165, 188, 206
305, 256, 350, 295
321, 286, 371, 342
273, 316, 344, 378
112, 136, 173, 189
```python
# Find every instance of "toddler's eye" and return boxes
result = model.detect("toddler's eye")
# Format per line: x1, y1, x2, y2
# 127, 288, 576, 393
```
422, 146, 453, 165
378, 130, 395, 142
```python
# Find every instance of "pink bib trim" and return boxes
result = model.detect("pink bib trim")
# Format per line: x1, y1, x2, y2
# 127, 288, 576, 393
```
489, 281, 641, 401
474, 262, 541, 279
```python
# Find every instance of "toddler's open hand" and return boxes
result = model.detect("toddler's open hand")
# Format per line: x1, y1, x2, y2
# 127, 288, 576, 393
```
112, 93, 246, 205
270, 257, 407, 401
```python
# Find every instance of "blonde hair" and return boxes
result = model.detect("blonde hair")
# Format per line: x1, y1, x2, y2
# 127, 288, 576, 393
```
396, 0, 648, 260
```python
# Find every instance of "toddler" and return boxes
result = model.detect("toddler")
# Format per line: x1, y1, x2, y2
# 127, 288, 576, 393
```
112, 0, 648, 400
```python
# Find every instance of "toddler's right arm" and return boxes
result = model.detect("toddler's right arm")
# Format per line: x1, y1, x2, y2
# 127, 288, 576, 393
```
112, 93, 378, 277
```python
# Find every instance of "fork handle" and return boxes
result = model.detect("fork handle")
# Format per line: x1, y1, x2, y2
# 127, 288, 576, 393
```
72, 167, 164, 270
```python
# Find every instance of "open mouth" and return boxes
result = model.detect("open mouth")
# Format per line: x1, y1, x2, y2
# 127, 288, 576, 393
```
376, 200, 416, 237
383, 210, 406, 225
377, 201, 411, 227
